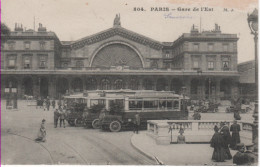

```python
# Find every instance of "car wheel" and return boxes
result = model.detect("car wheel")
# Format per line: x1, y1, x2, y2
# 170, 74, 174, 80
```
109, 120, 121, 132
92, 119, 101, 129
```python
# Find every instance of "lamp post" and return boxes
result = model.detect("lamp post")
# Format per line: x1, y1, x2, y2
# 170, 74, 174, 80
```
247, 8, 258, 153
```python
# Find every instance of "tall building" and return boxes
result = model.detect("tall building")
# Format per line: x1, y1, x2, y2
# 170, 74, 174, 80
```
1, 16, 239, 101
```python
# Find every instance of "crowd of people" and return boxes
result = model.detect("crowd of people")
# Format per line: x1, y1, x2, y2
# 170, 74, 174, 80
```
210, 121, 242, 163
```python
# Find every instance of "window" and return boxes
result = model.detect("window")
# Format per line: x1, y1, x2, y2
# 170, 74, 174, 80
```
8, 59, 15, 67
193, 43, 199, 51
151, 60, 158, 69
163, 62, 171, 69
223, 44, 228, 52
208, 44, 214, 51
63, 62, 68, 68
165, 51, 170, 58
193, 61, 199, 68
101, 78, 111, 90
39, 41, 46, 50
222, 61, 229, 70
8, 42, 15, 50
24, 57, 31, 69
24, 42, 31, 50
208, 61, 214, 70
39, 56, 46, 68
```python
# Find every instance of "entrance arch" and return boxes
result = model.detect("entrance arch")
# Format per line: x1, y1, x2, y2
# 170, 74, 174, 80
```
71, 78, 83, 92
56, 78, 69, 96
40, 77, 48, 98
22, 77, 33, 96
114, 79, 124, 90
100, 78, 111, 90
156, 78, 167, 91
86, 77, 97, 90
220, 78, 232, 100
170, 78, 183, 94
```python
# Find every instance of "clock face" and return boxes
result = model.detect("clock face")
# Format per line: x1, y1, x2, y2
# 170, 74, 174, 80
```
92, 44, 143, 68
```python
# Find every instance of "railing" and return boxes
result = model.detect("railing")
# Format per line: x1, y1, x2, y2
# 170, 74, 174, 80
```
147, 120, 254, 144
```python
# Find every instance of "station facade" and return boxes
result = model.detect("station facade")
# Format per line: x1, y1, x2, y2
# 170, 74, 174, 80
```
1, 16, 240, 101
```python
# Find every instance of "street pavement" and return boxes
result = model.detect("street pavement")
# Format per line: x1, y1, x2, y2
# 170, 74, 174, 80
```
1, 100, 155, 165
1, 100, 256, 165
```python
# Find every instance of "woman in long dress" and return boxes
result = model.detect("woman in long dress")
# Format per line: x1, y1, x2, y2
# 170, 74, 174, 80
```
210, 125, 225, 162
35, 119, 46, 142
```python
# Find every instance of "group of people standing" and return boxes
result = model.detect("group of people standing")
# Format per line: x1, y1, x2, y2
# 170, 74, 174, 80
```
54, 108, 67, 128
210, 120, 241, 162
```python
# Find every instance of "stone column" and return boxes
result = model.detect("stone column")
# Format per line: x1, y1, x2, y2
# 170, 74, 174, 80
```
17, 77, 23, 99
33, 76, 40, 98
48, 76, 56, 99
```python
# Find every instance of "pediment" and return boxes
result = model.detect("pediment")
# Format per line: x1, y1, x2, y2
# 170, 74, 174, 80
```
70, 27, 163, 50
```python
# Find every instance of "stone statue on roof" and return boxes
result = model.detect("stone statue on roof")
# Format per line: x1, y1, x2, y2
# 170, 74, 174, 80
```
113, 14, 121, 26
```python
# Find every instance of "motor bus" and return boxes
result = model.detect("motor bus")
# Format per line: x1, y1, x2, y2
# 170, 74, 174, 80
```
64, 90, 189, 131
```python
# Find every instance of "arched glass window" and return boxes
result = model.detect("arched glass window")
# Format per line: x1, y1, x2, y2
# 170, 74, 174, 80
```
114, 79, 124, 90
100, 78, 111, 90
143, 79, 153, 90
129, 78, 138, 90
86, 78, 97, 90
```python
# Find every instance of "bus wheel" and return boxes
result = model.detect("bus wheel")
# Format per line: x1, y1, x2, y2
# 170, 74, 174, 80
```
92, 119, 100, 129
109, 121, 121, 132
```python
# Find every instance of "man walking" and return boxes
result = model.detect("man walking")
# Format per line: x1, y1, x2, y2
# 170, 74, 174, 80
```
220, 122, 232, 160
54, 109, 60, 128
52, 99, 56, 109
60, 109, 66, 128
133, 112, 140, 134
230, 120, 241, 150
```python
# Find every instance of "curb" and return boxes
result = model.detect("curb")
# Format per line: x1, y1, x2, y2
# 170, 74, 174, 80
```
130, 134, 164, 165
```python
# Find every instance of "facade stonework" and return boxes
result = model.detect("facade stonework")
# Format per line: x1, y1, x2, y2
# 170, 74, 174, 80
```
1, 21, 240, 101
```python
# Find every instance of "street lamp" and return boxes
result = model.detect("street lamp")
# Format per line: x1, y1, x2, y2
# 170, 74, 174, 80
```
247, 8, 258, 153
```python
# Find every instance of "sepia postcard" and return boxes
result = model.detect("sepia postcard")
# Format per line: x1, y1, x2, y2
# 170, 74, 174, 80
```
1, 0, 258, 165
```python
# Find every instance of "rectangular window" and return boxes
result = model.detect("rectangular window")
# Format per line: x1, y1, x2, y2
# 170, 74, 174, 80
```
8, 42, 15, 50
208, 44, 214, 51
193, 43, 199, 51
223, 44, 228, 52
39, 56, 46, 68
39, 42, 46, 50
24, 58, 31, 69
208, 61, 214, 70
222, 61, 229, 70
24, 42, 31, 50
165, 52, 170, 58
9, 59, 15, 67
193, 61, 199, 68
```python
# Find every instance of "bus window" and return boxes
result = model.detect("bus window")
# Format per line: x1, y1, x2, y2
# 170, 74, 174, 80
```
129, 101, 142, 110
159, 100, 167, 109
173, 100, 179, 109
109, 99, 124, 108
167, 100, 173, 109
143, 101, 158, 110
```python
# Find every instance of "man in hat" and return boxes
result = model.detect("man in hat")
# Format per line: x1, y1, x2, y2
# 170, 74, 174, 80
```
177, 127, 186, 144
230, 120, 241, 150
210, 125, 225, 162
133, 112, 141, 134
54, 109, 60, 128
220, 121, 232, 160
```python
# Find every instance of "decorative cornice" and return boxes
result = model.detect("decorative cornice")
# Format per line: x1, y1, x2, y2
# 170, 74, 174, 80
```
70, 27, 164, 50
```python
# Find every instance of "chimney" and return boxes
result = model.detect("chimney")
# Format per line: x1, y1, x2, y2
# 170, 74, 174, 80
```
14, 23, 24, 32
38, 23, 47, 32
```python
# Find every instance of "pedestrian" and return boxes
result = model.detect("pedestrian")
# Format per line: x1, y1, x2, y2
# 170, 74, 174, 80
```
177, 127, 186, 144
210, 125, 225, 162
234, 110, 241, 120
43, 99, 47, 111
133, 112, 140, 134
35, 119, 46, 142
219, 122, 232, 160
46, 98, 50, 111
193, 111, 201, 120
233, 143, 256, 165
54, 109, 60, 128
230, 120, 241, 150
60, 109, 66, 128
52, 99, 56, 109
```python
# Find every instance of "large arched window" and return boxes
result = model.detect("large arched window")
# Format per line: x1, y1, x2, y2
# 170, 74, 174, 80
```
143, 79, 153, 90
114, 79, 124, 90
129, 78, 139, 90
100, 78, 111, 90
86, 78, 97, 90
